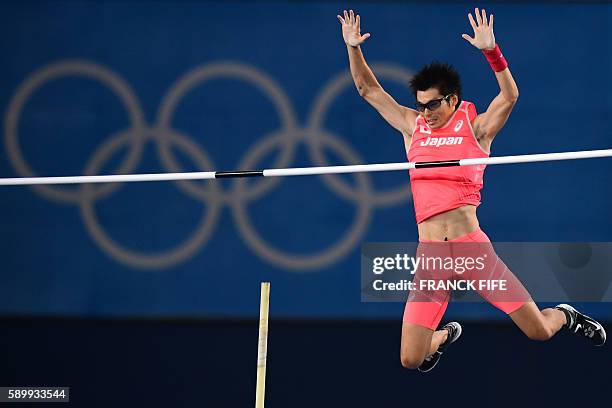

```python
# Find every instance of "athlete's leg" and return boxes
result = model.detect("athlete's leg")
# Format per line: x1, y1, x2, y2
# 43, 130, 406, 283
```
400, 240, 459, 370
457, 229, 564, 340
508, 301, 565, 341
400, 297, 451, 369
400, 323, 448, 369
477, 252, 565, 340
509, 302, 607, 345
466, 230, 604, 343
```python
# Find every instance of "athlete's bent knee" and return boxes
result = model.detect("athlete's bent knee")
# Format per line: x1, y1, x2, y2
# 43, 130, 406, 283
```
400, 352, 424, 369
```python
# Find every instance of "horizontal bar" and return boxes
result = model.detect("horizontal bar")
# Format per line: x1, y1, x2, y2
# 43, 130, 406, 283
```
262, 162, 415, 177
0, 148, 610, 186
459, 149, 612, 166
0, 171, 216, 186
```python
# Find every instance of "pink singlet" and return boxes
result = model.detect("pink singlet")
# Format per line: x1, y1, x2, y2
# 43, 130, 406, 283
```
407, 101, 488, 223
402, 101, 530, 329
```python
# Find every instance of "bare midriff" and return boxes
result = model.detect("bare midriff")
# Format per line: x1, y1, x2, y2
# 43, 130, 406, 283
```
417, 205, 480, 242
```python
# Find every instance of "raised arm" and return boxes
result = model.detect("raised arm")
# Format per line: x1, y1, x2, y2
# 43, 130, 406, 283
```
337, 10, 417, 137
462, 8, 519, 151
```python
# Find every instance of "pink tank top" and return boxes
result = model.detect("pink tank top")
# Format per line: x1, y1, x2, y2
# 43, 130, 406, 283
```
407, 101, 489, 223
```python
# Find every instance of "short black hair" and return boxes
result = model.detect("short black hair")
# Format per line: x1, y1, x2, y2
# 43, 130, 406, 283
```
409, 62, 462, 108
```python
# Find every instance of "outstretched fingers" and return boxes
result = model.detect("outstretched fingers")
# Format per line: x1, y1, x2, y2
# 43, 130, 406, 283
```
338, 9, 366, 28
474, 7, 482, 26
467, 12, 477, 31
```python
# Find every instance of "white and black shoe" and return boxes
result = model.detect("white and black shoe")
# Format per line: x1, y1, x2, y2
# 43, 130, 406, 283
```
555, 304, 606, 346
418, 322, 462, 373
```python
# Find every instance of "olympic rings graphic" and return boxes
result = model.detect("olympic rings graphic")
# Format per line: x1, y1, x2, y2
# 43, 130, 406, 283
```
4, 59, 414, 270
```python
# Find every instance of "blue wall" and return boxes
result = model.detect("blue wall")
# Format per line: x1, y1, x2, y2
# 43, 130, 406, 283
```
1, 1, 611, 318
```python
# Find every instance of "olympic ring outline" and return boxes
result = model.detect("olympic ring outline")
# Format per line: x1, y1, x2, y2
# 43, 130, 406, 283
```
4, 60, 414, 270
80, 127, 222, 269
4, 60, 147, 203
155, 62, 301, 204
231, 127, 373, 271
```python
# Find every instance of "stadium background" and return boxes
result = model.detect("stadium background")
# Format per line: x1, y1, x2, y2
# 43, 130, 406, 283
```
1, 1, 610, 407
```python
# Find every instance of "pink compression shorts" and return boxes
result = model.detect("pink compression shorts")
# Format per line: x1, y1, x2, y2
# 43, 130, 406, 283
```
402, 228, 531, 330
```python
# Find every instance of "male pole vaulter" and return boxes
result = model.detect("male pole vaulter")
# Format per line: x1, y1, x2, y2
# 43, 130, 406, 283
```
337, 8, 606, 372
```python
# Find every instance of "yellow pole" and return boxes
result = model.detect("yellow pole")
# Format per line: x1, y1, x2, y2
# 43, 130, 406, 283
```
255, 282, 270, 408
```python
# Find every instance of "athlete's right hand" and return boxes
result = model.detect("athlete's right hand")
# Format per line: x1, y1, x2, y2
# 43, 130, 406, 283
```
337, 9, 370, 47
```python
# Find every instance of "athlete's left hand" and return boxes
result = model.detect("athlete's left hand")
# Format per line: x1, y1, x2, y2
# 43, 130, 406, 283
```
462, 8, 496, 50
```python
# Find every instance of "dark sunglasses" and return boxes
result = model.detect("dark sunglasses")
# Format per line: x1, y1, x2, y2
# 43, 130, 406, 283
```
415, 94, 453, 112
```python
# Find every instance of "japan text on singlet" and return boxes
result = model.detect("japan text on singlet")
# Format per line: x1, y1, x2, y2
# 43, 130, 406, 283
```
407, 101, 489, 223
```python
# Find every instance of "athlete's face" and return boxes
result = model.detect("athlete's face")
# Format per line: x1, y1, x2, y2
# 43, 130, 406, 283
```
415, 88, 458, 129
